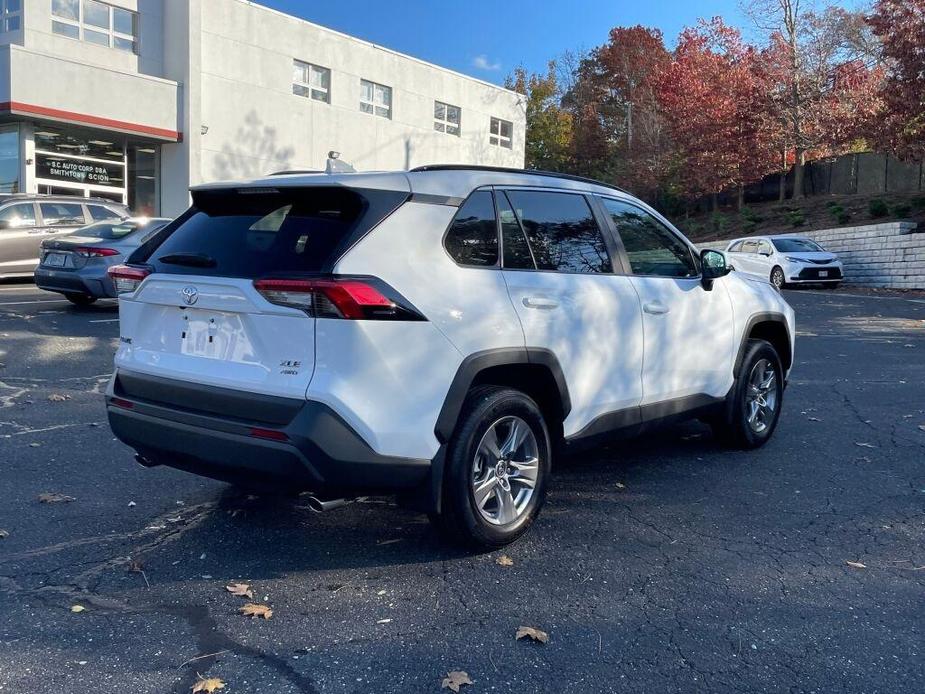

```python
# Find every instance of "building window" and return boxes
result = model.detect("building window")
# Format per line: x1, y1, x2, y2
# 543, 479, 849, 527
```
51, 0, 138, 53
360, 79, 391, 119
490, 117, 513, 149
0, 0, 21, 32
434, 101, 461, 136
0, 126, 20, 193
292, 60, 330, 103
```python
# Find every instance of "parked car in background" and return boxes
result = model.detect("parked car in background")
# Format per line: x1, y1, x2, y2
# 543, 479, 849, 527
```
0, 195, 130, 279
724, 235, 843, 289
105, 166, 794, 548
35, 217, 171, 305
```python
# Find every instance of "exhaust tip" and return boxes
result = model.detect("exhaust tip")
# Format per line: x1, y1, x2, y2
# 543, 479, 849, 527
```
304, 496, 353, 513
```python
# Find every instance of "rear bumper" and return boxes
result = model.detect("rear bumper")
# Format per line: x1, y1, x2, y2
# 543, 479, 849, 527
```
34, 266, 117, 298
106, 370, 434, 496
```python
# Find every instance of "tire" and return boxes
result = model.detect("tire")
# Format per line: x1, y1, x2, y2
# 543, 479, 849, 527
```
431, 386, 551, 550
711, 339, 784, 449
770, 266, 786, 291
825, 282, 841, 290
65, 293, 97, 306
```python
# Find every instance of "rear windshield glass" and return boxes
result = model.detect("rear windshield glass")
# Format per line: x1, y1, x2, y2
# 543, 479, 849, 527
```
771, 238, 823, 253
88, 220, 152, 239
141, 187, 404, 278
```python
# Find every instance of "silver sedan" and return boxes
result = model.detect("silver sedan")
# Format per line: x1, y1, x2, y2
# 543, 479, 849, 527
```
34, 217, 171, 306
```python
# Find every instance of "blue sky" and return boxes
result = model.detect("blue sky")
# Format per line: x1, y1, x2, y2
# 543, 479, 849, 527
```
259, 0, 748, 84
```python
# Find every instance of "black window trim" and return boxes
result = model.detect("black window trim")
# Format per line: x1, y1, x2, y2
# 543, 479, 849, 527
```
494, 185, 622, 277
596, 195, 701, 280
440, 186, 501, 270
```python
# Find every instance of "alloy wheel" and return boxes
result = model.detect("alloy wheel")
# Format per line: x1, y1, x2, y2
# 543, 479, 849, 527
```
471, 416, 540, 526
745, 358, 778, 434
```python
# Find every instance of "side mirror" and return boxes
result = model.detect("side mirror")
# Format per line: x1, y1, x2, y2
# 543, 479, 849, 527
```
700, 249, 732, 290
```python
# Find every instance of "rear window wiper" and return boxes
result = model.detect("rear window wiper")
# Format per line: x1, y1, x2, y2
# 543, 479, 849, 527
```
157, 252, 217, 268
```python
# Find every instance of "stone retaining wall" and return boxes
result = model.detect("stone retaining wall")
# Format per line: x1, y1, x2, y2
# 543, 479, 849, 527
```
700, 222, 924, 289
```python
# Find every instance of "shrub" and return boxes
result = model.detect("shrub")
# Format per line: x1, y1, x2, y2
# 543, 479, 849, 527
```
740, 206, 763, 224
786, 209, 806, 227
893, 203, 912, 218
828, 204, 850, 225
825, 200, 840, 209
868, 198, 889, 218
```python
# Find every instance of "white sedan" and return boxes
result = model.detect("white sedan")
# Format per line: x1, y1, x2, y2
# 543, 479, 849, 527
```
724, 236, 844, 290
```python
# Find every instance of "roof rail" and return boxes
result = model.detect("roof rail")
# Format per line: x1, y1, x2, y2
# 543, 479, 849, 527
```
409, 164, 630, 195
269, 169, 324, 176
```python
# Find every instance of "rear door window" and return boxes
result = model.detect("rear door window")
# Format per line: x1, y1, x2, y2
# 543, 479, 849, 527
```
141, 187, 406, 278
505, 190, 612, 273
39, 203, 86, 227
443, 190, 498, 266
499, 192, 534, 269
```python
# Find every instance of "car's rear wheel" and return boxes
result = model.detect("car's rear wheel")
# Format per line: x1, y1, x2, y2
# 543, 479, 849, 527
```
65, 293, 97, 306
770, 266, 786, 290
431, 386, 550, 549
711, 339, 784, 449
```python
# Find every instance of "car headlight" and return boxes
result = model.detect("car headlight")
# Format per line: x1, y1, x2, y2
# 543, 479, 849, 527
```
785, 256, 805, 263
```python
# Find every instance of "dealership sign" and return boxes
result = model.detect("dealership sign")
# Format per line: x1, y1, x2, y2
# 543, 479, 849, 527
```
36, 154, 124, 188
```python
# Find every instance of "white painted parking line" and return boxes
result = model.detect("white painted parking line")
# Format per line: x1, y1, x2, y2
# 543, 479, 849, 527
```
0, 299, 71, 306
89, 318, 120, 323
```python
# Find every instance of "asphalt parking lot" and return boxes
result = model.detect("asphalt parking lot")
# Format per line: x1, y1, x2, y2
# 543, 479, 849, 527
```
0, 282, 923, 693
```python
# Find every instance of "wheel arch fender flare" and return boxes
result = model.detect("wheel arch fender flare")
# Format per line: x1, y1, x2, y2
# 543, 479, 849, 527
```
433, 347, 571, 445
735, 312, 793, 375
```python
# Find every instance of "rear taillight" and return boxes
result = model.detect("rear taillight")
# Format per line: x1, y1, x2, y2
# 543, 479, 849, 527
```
253, 276, 425, 321
75, 247, 120, 258
108, 265, 151, 294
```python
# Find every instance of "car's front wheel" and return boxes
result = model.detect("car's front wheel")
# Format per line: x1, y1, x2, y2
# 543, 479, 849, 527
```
431, 386, 550, 549
65, 293, 97, 307
770, 266, 786, 290
711, 339, 784, 449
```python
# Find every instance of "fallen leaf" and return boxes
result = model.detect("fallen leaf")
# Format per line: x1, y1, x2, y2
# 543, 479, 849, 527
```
854, 442, 876, 449
0, 529, 8, 539
496, 554, 514, 567
615, 482, 626, 490
70, 605, 86, 613
48, 394, 71, 402
441, 670, 473, 692
238, 603, 273, 619
191, 675, 226, 693
516, 626, 549, 644
29, 442, 41, 448
225, 583, 253, 599
128, 559, 144, 573
38, 492, 75, 504
128, 501, 136, 507
376, 618, 392, 624
846, 561, 867, 569
807, 417, 821, 422
918, 425, 925, 432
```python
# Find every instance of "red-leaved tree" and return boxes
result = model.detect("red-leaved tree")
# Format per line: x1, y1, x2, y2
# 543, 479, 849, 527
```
869, 0, 925, 160
656, 18, 779, 208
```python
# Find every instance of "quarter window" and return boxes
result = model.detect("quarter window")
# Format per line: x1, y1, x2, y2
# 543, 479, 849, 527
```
489, 117, 513, 149
444, 190, 498, 267
505, 191, 612, 274
360, 79, 391, 119
727, 240, 744, 252
1, 0, 21, 32
293, 60, 330, 103
0, 203, 36, 228
52, 0, 138, 53
434, 101, 461, 136
601, 198, 696, 277
39, 202, 85, 227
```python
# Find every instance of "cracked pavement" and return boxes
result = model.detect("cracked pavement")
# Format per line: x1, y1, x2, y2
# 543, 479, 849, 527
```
0, 282, 923, 693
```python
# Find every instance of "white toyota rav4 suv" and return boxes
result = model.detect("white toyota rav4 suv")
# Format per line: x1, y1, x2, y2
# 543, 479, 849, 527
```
106, 166, 794, 548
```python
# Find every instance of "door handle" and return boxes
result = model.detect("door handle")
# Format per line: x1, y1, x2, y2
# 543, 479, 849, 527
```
522, 296, 559, 310
643, 300, 670, 315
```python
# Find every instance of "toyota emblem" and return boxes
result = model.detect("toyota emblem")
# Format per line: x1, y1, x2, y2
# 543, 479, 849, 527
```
181, 286, 199, 306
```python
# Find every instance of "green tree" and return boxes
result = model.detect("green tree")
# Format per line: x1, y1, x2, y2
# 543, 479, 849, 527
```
506, 63, 574, 171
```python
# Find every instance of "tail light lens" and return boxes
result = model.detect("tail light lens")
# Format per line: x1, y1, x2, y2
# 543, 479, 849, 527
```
108, 265, 152, 294
75, 247, 120, 258
253, 276, 425, 321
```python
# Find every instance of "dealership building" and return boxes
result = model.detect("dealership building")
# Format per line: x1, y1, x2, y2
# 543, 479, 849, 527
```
0, 0, 525, 216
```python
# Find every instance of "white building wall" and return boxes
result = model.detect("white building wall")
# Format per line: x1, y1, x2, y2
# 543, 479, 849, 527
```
196, 0, 525, 184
